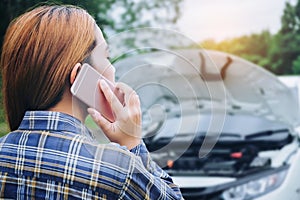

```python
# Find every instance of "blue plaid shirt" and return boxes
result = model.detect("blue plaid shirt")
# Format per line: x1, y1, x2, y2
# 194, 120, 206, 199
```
0, 111, 183, 199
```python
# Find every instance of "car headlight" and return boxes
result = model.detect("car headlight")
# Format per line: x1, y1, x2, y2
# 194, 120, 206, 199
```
222, 168, 288, 200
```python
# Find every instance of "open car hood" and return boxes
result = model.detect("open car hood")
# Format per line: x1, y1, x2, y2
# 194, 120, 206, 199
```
114, 49, 299, 131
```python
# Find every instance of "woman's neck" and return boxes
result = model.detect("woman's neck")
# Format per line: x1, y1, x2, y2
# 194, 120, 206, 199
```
48, 90, 87, 122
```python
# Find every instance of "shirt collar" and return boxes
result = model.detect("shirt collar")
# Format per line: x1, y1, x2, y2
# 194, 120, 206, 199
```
18, 111, 94, 138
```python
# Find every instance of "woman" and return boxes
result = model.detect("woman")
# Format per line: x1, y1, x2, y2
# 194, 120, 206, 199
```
0, 5, 183, 199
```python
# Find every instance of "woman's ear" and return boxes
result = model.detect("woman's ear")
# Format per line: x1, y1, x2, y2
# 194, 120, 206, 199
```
70, 63, 82, 85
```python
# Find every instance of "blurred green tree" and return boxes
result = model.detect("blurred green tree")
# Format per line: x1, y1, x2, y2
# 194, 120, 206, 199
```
269, 1, 300, 74
292, 56, 300, 74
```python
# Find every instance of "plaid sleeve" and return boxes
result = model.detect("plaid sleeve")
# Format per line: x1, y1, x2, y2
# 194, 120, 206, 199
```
127, 141, 184, 200
130, 141, 152, 170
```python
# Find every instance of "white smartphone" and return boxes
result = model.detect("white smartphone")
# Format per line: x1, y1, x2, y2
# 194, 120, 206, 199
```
70, 63, 124, 122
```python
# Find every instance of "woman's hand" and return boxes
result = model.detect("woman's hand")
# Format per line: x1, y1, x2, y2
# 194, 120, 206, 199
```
88, 80, 142, 150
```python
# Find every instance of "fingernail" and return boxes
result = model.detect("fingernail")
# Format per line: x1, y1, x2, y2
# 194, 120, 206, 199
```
87, 108, 100, 118
100, 80, 108, 88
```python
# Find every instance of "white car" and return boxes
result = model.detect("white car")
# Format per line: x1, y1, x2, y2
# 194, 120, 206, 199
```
114, 49, 300, 200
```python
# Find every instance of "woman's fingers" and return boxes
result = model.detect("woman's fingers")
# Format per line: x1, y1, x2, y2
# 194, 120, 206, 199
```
99, 80, 124, 117
90, 81, 142, 149
115, 82, 137, 106
87, 108, 112, 133
116, 83, 141, 121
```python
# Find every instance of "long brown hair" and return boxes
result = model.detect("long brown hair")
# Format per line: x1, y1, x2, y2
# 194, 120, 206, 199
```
1, 5, 96, 130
